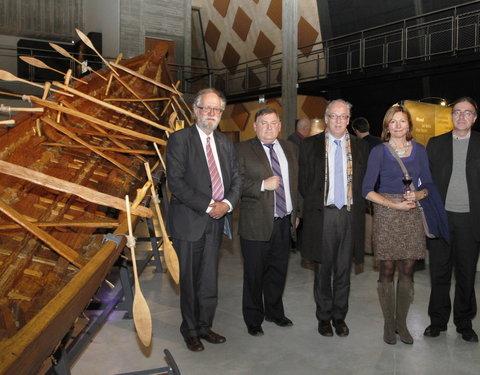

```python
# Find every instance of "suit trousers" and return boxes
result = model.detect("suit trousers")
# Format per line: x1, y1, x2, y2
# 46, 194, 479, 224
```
314, 206, 353, 321
240, 216, 291, 328
172, 216, 224, 338
427, 211, 480, 330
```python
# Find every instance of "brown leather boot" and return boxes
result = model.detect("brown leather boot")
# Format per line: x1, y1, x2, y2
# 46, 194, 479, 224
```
377, 281, 396, 344
396, 280, 414, 344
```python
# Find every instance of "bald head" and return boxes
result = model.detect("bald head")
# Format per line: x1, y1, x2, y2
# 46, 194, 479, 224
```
296, 118, 311, 137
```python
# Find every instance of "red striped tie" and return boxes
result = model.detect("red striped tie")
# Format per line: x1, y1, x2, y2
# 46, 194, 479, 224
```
206, 136, 224, 201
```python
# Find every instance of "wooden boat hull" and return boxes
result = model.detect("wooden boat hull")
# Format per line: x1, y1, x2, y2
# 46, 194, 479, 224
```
0, 41, 183, 374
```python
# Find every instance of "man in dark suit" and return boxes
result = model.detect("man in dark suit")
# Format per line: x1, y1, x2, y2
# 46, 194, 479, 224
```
236, 107, 299, 337
166, 88, 241, 351
299, 99, 368, 337
424, 96, 480, 342
287, 118, 311, 147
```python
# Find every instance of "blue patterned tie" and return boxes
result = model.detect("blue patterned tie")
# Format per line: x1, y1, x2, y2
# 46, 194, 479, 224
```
334, 139, 345, 209
264, 143, 287, 218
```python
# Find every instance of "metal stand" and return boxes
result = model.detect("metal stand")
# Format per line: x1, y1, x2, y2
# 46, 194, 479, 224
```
114, 349, 181, 375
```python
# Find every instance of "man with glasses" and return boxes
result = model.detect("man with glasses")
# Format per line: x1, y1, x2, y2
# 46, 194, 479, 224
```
299, 99, 368, 337
424, 96, 480, 342
236, 107, 300, 337
166, 88, 241, 351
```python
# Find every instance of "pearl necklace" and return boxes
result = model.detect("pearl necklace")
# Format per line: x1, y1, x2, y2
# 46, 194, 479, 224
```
389, 140, 410, 156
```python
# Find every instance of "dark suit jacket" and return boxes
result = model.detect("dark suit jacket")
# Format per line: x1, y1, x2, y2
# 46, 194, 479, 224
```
426, 130, 480, 241
236, 137, 300, 241
299, 132, 369, 264
166, 125, 241, 241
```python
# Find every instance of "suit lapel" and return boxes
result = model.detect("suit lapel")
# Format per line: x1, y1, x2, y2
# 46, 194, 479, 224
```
251, 137, 273, 174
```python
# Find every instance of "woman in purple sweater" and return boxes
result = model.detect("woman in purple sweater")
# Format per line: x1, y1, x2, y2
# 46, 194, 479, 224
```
362, 105, 432, 345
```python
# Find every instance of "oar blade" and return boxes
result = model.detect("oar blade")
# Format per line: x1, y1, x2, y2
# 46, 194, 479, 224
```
133, 292, 152, 347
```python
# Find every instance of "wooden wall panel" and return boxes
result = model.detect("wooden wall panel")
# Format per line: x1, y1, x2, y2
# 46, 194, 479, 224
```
0, 0, 84, 41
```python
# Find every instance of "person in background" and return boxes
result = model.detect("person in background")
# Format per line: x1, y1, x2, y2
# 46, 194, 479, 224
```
236, 107, 300, 337
166, 88, 241, 351
351, 116, 381, 153
362, 104, 433, 345
299, 99, 368, 338
287, 118, 311, 147
424, 96, 480, 343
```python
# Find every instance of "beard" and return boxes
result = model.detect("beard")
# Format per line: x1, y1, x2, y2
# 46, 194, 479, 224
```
196, 116, 220, 134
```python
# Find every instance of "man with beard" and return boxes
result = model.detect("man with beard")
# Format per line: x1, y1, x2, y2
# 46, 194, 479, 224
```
166, 88, 241, 351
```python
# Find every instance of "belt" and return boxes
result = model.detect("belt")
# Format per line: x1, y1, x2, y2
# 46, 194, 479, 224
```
325, 204, 345, 209
274, 214, 291, 221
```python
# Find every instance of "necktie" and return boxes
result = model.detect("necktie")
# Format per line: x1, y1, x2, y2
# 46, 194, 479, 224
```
334, 139, 345, 209
264, 143, 287, 218
206, 136, 224, 201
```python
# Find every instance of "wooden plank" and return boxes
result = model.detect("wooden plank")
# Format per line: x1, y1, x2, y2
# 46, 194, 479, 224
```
0, 160, 153, 218
0, 200, 87, 268
41, 116, 140, 180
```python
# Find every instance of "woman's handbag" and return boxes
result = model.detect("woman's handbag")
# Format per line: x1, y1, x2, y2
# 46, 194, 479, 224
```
384, 143, 436, 238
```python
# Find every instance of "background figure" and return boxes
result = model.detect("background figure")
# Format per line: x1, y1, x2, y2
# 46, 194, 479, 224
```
362, 105, 432, 345
287, 118, 311, 146
236, 107, 299, 337
166, 88, 241, 351
351, 116, 381, 152
351, 117, 381, 259
299, 99, 368, 338
425, 96, 480, 343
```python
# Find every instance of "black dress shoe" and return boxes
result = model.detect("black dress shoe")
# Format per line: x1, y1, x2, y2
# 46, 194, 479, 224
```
199, 329, 226, 344
318, 320, 333, 337
424, 325, 447, 338
184, 336, 204, 352
248, 326, 264, 336
265, 316, 293, 327
332, 319, 349, 337
456, 328, 479, 342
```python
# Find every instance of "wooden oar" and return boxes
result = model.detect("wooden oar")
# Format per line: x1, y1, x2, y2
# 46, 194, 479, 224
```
41, 116, 140, 180
20, 56, 88, 85
104, 97, 170, 102
49, 42, 107, 81
110, 62, 176, 94
153, 143, 166, 171
0, 200, 87, 268
52, 82, 172, 133
0, 104, 44, 113
0, 69, 73, 97
31, 96, 167, 145
0, 160, 153, 218
42, 142, 156, 155
0, 219, 119, 230
75, 29, 119, 77
144, 162, 179, 284
125, 194, 152, 347
0, 119, 15, 126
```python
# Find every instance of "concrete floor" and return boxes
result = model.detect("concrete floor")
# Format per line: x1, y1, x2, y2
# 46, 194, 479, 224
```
72, 223, 480, 375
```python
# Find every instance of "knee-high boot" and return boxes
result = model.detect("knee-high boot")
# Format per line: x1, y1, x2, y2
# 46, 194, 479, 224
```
396, 280, 414, 344
377, 281, 396, 344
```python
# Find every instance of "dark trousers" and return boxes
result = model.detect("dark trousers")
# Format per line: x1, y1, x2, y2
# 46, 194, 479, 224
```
314, 206, 353, 321
427, 211, 480, 330
172, 217, 224, 338
240, 216, 291, 328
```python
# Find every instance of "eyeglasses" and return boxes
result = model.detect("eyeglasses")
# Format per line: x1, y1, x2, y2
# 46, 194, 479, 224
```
327, 113, 350, 121
452, 110, 475, 118
196, 105, 224, 115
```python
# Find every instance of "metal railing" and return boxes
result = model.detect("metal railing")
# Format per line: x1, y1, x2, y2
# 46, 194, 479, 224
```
171, 0, 480, 96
